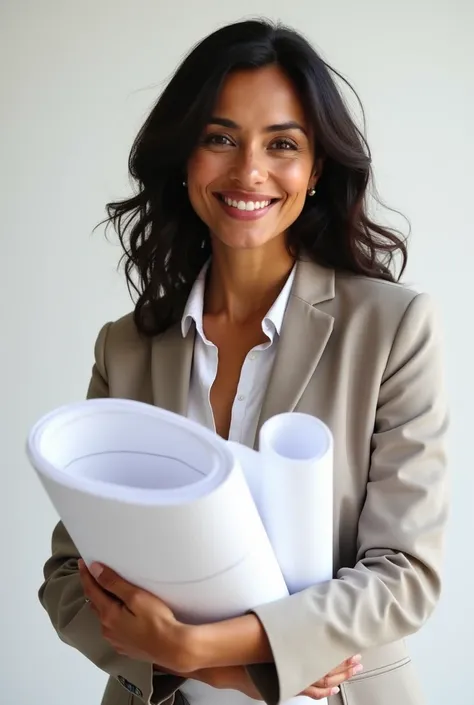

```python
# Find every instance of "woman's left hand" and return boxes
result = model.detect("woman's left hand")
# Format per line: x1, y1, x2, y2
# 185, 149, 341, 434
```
78, 560, 197, 673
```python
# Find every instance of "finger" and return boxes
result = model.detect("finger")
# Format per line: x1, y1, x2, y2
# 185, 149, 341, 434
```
86, 562, 137, 609
78, 559, 98, 599
302, 685, 341, 699
79, 560, 119, 615
325, 654, 362, 677
313, 663, 363, 690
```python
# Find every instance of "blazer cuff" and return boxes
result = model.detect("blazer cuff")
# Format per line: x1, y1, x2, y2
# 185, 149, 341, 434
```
63, 602, 184, 705
245, 662, 280, 705
152, 673, 187, 705
249, 591, 351, 703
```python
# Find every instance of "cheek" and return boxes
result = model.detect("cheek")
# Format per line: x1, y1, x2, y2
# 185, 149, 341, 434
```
186, 154, 221, 222
187, 151, 225, 189
276, 160, 312, 199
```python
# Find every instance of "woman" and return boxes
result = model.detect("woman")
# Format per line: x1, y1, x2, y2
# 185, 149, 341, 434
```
38, 18, 448, 705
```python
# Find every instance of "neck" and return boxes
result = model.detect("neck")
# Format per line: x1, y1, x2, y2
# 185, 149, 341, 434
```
205, 237, 295, 323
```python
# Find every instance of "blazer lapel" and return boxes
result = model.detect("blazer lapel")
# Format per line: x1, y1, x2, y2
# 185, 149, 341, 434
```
255, 259, 335, 441
150, 323, 195, 416
150, 259, 335, 432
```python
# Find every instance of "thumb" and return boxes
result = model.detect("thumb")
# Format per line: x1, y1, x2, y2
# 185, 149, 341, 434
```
89, 563, 135, 606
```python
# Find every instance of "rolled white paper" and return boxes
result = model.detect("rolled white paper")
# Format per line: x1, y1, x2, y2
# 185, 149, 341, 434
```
259, 412, 334, 594
27, 399, 289, 623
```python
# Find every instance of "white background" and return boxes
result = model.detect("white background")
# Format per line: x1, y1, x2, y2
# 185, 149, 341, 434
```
1, 1, 472, 703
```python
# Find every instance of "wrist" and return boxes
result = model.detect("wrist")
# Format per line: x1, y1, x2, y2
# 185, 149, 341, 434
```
187, 614, 272, 670
169, 623, 203, 673
188, 623, 216, 670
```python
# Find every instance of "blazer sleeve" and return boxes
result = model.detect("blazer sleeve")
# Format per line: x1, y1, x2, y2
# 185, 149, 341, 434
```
38, 322, 186, 705
247, 292, 449, 704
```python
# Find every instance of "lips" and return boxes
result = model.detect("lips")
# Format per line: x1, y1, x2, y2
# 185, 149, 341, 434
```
214, 191, 281, 213
213, 191, 279, 221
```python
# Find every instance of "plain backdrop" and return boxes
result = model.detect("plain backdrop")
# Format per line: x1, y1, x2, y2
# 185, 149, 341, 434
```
1, 1, 472, 703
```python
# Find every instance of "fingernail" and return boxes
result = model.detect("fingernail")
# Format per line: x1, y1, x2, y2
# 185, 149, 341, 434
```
351, 654, 362, 663
77, 559, 84, 570
89, 562, 103, 579
352, 664, 364, 675
331, 687, 340, 695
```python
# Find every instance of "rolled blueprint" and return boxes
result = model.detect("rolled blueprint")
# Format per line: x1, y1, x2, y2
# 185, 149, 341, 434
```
259, 412, 333, 594
27, 398, 289, 623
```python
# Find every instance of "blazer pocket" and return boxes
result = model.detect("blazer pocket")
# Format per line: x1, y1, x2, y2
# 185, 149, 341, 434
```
339, 658, 425, 705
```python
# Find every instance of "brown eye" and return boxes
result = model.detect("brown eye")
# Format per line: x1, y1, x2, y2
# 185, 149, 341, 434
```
202, 134, 234, 147
269, 138, 298, 151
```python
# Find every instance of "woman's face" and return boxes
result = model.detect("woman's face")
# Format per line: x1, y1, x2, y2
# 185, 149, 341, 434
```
186, 65, 320, 251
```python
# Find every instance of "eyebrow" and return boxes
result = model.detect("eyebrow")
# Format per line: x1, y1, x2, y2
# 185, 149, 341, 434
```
207, 117, 308, 136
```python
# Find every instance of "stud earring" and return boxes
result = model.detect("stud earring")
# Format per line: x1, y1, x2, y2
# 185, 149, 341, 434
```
182, 180, 187, 187
308, 187, 316, 196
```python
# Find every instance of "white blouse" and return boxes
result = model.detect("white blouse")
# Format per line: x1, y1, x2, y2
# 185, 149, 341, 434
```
182, 263, 295, 448
179, 263, 295, 704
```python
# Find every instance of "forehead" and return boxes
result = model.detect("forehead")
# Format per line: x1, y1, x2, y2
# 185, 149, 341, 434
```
213, 65, 308, 128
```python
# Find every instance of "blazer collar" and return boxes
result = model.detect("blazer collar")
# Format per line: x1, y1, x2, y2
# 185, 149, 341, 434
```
150, 258, 336, 442
291, 256, 335, 306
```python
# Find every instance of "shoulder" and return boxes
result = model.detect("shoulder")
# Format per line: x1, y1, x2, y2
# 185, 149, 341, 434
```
335, 271, 420, 310
90, 311, 161, 400
92, 311, 153, 371
327, 273, 444, 375
294, 259, 443, 361
296, 258, 439, 330
103, 310, 144, 344
332, 271, 439, 333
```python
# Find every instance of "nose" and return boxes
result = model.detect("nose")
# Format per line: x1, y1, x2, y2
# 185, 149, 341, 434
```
229, 146, 268, 188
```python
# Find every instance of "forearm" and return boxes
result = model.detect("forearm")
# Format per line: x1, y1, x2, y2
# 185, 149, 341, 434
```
190, 613, 273, 670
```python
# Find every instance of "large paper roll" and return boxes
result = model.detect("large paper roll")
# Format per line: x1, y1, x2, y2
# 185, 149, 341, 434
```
27, 398, 289, 623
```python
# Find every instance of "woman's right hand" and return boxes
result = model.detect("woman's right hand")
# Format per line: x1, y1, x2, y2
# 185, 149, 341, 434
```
299, 654, 363, 699
193, 654, 363, 700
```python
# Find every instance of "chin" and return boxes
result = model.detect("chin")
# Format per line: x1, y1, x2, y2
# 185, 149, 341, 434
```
216, 231, 273, 250
212, 222, 281, 251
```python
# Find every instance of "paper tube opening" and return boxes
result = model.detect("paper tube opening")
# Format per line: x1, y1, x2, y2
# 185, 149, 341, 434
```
259, 412, 331, 461
26, 399, 233, 504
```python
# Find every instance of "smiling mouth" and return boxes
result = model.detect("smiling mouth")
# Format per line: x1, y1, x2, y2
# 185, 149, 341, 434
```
214, 193, 280, 212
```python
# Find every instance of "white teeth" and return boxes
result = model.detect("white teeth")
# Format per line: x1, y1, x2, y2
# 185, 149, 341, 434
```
223, 196, 271, 211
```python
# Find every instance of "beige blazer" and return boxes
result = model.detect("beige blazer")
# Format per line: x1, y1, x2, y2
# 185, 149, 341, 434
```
38, 259, 449, 705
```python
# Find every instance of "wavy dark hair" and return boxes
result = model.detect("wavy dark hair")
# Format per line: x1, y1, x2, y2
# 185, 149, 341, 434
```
101, 19, 408, 336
